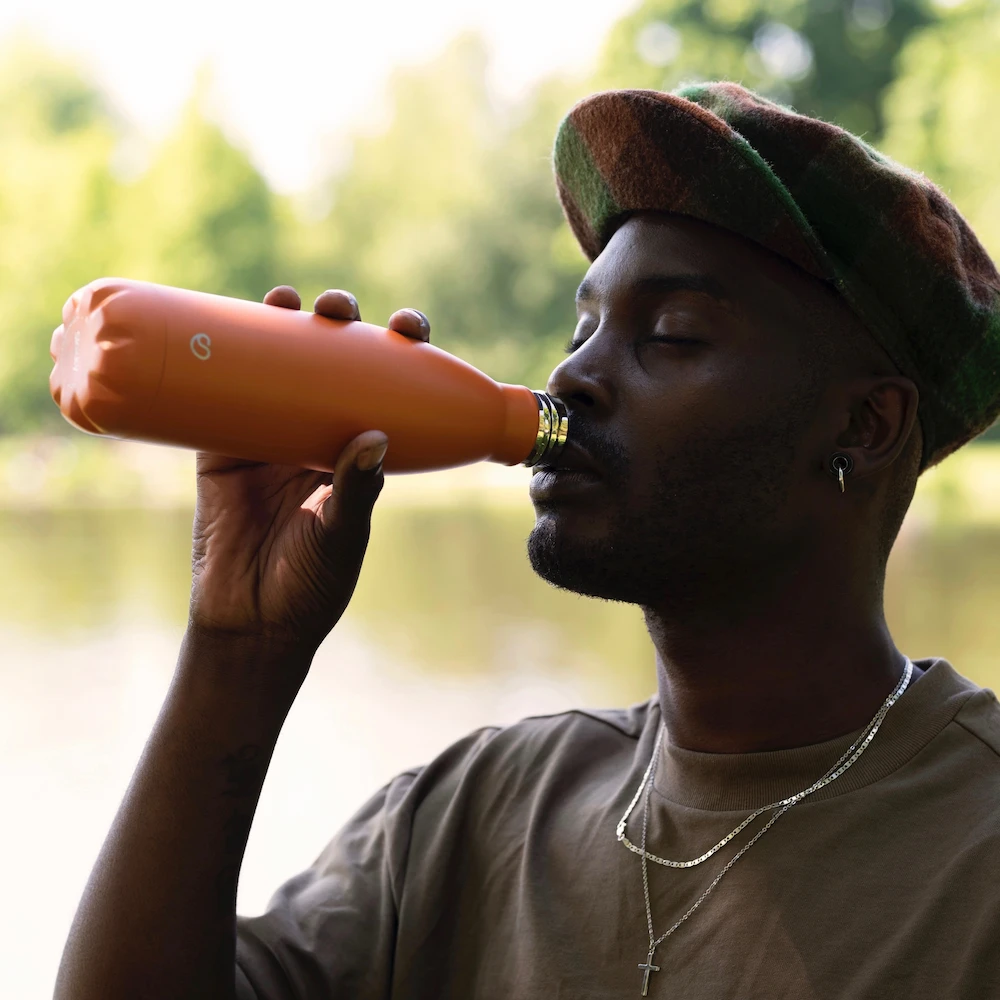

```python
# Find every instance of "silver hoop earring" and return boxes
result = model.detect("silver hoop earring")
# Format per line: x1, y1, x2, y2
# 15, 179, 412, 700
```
830, 453, 854, 494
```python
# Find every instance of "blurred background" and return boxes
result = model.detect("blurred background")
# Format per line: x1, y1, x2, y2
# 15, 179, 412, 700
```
1, 0, 999, 995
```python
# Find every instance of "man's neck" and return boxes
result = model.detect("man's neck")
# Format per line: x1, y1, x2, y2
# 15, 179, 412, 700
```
643, 567, 915, 754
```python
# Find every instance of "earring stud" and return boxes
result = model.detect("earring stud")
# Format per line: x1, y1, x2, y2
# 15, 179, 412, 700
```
830, 453, 854, 493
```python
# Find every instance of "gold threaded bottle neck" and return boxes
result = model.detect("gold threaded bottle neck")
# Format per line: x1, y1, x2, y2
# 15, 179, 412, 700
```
523, 392, 569, 466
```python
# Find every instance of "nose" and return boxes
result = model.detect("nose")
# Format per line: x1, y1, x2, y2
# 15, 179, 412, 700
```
545, 340, 614, 414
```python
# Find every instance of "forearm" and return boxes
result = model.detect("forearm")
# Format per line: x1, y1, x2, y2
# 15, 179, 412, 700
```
54, 628, 313, 1000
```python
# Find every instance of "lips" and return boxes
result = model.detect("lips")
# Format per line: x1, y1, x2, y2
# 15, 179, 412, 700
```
529, 440, 603, 503
533, 440, 602, 478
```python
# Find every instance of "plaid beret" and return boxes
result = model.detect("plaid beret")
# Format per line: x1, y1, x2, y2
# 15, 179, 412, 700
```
552, 83, 1000, 471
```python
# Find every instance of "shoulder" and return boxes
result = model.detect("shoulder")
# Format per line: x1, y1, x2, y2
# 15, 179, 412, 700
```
398, 697, 655, 832
930, 659, 1000, 780
411, 697, 654, 791
953, 682, 1000, 761
923, 663, 1000, 849
948, 677, 1000, 819
915, 658, 1000, 770
486, 698, 653, 756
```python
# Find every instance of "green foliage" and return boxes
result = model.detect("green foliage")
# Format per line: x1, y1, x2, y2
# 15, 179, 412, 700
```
114, 80, 280, 300
300, 35, 588, 389
436, 77, 594, 390
881, 0, 1000, 442
882, 0, 1000, 260
2, 3, 999, 435
0, 40, 120, 432
0, 49, 281, 432
594, 0, 937, 137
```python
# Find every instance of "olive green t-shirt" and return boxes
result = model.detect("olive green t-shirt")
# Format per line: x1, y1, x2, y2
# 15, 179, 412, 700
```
235, 658, 1000, 999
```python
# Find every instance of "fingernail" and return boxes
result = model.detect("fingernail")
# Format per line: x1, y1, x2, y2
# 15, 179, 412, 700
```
356, 441, 388, 472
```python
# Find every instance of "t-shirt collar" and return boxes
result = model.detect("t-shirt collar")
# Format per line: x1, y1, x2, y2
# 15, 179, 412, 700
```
651, 658, 978, 812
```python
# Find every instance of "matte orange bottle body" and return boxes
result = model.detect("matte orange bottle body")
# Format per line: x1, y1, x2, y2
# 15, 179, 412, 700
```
49, 279, 567, 474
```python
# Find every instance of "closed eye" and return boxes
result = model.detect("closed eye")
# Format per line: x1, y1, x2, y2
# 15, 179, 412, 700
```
565, 334, 703, 354
646, 335, 703, 347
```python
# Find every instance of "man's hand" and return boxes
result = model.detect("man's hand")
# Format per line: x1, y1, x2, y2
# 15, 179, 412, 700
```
187, 286, 432, 658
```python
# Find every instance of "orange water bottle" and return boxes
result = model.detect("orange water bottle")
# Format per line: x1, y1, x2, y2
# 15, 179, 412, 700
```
48, 278, 569, 474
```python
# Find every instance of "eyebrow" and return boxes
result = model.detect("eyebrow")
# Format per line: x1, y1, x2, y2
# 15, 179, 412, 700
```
575, 273, 731, 305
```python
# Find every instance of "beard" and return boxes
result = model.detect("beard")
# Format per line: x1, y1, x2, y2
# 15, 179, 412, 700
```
526, 399, 812, 611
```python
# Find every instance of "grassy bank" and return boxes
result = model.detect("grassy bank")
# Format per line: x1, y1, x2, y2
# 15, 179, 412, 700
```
1, 433, 999, 524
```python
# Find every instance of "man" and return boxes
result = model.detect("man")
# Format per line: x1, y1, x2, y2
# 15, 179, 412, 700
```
55, 84, 1000, 999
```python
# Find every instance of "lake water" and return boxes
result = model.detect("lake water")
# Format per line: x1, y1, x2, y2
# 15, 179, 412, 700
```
2, 498, 999, 998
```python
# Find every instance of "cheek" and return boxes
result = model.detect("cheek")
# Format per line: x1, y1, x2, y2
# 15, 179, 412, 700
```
607, 427, 672, 516
628, 347, 804, 455
606, 347, 810, 502
622, 395, 774, 506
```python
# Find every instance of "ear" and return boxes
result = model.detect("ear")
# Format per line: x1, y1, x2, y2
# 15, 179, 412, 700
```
831, 376, 920, 480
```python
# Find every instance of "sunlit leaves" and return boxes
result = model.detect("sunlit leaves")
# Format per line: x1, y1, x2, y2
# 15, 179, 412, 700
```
882, 0, 1000, 259
2, 3, 998, 436
113, 90, 278, 299
0, 49, 279, 432
301, 38, 588, 390
594, 0, 937, 136
0, 40, 120, 431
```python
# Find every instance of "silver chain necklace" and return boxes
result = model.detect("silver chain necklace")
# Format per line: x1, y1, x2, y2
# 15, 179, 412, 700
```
628, 659, 913, 996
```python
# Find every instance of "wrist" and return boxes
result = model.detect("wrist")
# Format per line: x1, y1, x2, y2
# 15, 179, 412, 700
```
177, 623, 315, 705
184, 618, 318, 658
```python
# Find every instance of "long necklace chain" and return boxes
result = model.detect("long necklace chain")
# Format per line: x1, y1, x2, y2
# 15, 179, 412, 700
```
631, 659, 913, 996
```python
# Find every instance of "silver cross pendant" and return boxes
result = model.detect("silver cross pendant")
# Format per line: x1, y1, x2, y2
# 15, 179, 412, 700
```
638, 950, 660, 996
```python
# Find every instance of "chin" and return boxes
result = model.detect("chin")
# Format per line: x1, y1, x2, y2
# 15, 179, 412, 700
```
526, 512, 647, 604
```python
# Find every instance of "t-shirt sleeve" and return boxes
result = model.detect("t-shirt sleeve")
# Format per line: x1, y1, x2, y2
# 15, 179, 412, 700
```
234, 767, 421, 1000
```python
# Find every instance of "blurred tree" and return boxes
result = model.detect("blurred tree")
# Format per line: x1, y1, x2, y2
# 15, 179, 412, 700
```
882, 0, 1000, 260
0, 39, 120, 432
305, 34, 588, 390
0, 50, 281, 432
303, 34, 500, 324
594, 0, 938, 138
881, 0, 1000, 440
403, 70, 592, 391
7, 9, 999, 442
115, 72, 280, 300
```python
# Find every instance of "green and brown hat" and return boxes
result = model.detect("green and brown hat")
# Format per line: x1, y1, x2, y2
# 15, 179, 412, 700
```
553, 82, 1000, 471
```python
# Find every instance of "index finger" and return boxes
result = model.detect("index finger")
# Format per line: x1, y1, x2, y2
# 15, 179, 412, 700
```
314, 290, 362, 322
264, 285, 301, 310
387, 308, 431, 343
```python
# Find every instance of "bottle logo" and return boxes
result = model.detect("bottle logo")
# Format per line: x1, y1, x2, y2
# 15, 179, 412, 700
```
190, 333, 212, 361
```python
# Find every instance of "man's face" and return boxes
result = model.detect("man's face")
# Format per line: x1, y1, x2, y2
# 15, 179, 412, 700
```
527, 213, 831, 611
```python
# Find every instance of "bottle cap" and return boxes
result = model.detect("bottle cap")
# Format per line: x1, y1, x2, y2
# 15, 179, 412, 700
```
523, 392, 569, 466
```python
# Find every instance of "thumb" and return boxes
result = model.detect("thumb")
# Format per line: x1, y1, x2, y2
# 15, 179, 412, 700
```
319, 431, 389, 544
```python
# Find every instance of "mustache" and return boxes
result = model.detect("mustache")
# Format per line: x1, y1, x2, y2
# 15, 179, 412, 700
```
568, 420, 629, 483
